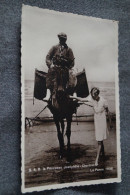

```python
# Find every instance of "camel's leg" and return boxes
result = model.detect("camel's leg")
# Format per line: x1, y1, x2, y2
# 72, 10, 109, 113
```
66, 116, 72, 161
60, 119, 65, 148
101, 141, 105, 156
54, 118, 64, 159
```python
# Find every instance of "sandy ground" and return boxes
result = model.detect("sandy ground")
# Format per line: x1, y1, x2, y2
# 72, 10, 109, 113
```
24, 121, 117, 188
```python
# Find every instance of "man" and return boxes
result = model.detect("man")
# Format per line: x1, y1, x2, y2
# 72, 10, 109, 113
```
44, 32, 77, 100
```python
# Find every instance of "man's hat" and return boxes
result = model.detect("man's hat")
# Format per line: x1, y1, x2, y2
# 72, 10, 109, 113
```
58, 32, 67, 39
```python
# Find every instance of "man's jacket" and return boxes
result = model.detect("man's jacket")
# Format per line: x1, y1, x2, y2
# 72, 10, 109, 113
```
46, 44, 75, 69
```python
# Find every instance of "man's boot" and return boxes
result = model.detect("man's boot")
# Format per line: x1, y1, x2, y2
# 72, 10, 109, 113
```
43, 89, 51, 101
73, 92, 77, 98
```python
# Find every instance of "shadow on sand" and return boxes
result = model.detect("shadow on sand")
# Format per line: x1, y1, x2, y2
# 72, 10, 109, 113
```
25, 143, 117, 188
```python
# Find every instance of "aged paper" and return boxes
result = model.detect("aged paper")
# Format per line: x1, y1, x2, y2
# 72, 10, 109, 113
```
21, 5, 121, 193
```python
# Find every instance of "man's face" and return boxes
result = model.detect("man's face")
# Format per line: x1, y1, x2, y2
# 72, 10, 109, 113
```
59, 37, 67, 44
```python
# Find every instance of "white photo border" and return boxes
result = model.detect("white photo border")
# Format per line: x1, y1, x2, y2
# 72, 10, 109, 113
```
21, 5, 121, 193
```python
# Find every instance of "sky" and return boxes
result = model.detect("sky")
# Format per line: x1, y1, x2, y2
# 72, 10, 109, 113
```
21, 5, 118, 82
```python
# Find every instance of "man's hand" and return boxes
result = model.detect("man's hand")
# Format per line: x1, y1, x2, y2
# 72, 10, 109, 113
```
50, 64, 54, 69
46, 59, 52, 68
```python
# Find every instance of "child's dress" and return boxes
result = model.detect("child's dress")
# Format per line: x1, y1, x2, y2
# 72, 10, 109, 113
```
87, 95, 108, 141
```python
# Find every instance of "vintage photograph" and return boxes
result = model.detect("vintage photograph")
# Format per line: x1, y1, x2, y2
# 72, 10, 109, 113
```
21, 5, 121, 193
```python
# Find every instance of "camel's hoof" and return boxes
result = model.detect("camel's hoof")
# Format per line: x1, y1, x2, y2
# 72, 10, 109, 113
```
67, 156, 71, 163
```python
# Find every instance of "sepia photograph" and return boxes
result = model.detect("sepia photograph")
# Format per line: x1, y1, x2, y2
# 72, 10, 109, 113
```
21, 5, 121, 193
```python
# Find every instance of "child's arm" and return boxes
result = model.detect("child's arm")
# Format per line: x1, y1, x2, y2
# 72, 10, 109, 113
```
104, 98, 112, 129
69, 96, 89, 102
105, 107, 109, 113
105, 107, 112, 129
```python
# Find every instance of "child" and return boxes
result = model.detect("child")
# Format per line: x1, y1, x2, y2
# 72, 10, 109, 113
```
70, 87, 110, 166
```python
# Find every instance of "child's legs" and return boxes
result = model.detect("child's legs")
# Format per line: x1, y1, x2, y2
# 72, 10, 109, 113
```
95, 141, 102, 165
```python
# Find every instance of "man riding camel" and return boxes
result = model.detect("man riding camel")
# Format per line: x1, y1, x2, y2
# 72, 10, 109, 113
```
44, 32, 77, 101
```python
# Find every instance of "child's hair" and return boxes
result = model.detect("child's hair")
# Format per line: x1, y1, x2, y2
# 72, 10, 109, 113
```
90, 87, 100, 96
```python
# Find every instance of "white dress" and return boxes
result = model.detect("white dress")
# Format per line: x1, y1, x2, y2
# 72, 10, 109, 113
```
86, 95, 108, 141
